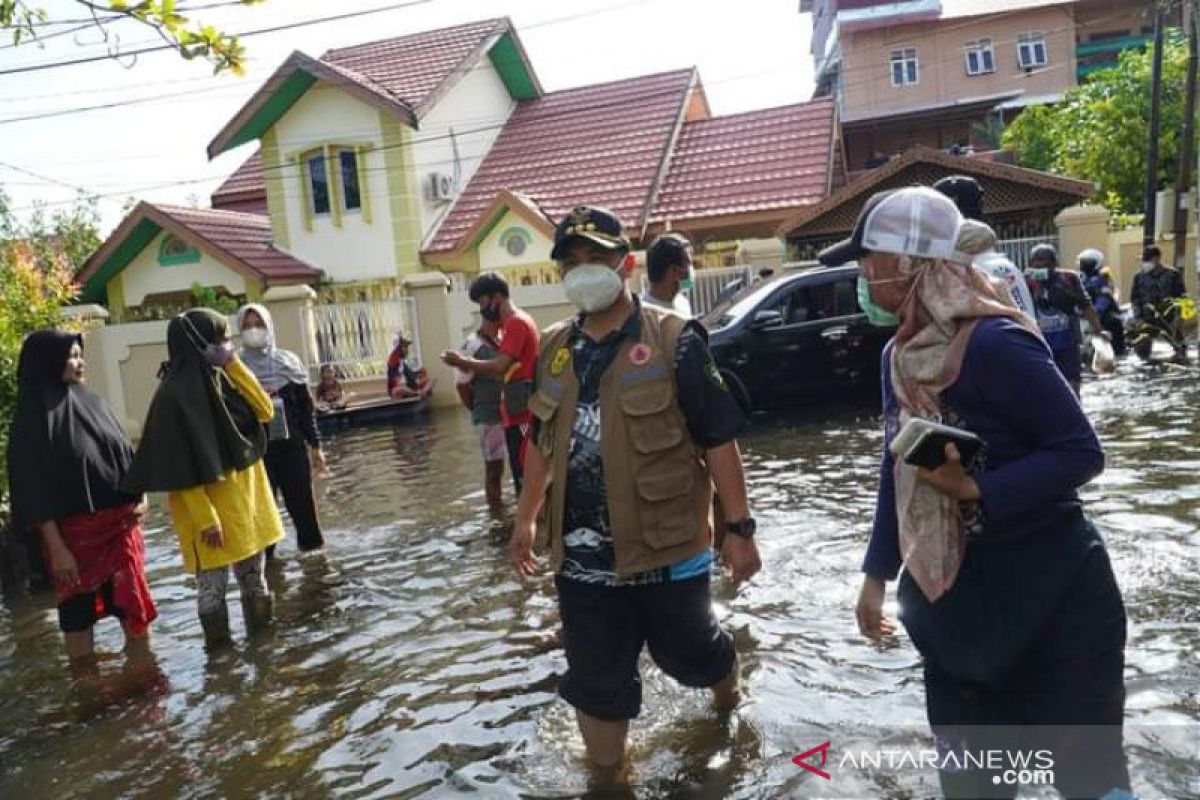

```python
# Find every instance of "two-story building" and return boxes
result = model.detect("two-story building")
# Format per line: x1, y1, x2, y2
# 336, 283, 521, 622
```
802, 0, 1157, 171
77, 17, 846, 319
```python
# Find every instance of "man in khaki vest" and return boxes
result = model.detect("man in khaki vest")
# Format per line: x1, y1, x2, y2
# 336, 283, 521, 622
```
511, 206, 761, 778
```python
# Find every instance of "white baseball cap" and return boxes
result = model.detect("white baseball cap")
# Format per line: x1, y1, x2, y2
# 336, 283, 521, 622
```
819, 186, 968, 266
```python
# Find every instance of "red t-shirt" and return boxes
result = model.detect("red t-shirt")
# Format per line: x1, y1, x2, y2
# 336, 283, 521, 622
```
499, 308, 539, 427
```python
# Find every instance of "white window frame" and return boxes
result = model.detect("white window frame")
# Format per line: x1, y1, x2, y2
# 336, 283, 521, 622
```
1017, 32, 1048, 69
890, 48, 919, 87
964, 39, 995, 76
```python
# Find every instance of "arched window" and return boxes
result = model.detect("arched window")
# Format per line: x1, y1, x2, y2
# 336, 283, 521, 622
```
158, 234, 200, 266
499, 226, 532, 258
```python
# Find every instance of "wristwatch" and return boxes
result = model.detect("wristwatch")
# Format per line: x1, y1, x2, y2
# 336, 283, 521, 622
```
725, 517, 757, 539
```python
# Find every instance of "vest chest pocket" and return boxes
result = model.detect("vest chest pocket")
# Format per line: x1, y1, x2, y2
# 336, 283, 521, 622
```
528, 390, 560, 457
619, 380, 684, 454
636, 465, 696, 549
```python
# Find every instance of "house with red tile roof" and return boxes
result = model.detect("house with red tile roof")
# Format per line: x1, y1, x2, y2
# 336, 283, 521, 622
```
82, 16, 845, 315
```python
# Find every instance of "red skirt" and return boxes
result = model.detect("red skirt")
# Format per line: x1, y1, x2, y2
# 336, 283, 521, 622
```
53, 504, 158, 637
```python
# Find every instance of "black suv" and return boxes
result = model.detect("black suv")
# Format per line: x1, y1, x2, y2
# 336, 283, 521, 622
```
703, 265, 894, 412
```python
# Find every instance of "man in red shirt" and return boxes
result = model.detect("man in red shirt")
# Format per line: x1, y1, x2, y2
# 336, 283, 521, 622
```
442, 273, 540, 494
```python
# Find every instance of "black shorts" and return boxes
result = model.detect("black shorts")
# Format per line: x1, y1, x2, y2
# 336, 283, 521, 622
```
57, 577, 123, 633
555, 574, 735, 721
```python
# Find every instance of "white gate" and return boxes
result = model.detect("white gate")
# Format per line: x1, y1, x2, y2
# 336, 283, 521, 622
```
311, 288, 419, 379
996, 235, 1059, 271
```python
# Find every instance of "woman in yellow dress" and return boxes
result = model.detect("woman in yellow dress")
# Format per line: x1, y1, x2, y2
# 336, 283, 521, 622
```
124, 308, 284, 649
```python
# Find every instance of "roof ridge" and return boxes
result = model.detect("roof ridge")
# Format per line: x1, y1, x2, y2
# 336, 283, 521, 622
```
684, 96, 834, 124
319, 17, 507, 60
154, 203, 270, 222
536, 67, 696, 98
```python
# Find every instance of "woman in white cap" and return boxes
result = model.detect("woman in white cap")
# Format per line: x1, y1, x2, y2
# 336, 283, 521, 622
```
821, 187, 1130, 799
237, 303, 326, 556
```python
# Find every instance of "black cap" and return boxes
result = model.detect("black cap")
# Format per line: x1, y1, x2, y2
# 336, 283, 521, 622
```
933, 175, 983, 219
816, 190, 892, 267
551, 206, 629, 261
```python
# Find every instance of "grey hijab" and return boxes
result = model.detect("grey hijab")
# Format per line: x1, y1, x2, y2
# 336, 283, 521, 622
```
236, 303, 308, 392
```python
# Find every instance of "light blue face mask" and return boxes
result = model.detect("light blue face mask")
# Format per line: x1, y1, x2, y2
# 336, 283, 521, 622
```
1027, 267, 1050, 282
857, 275, 900, 327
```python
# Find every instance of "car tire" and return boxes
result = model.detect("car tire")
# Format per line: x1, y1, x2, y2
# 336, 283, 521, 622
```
721, 369, 753, 415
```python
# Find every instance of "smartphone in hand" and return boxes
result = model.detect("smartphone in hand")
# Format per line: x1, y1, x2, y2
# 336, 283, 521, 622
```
890, 418, 985, 470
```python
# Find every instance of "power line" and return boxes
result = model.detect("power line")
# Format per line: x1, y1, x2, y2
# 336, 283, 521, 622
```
0, 0, 434, 76
2, 58, 792, 213
22, 0, 261, 28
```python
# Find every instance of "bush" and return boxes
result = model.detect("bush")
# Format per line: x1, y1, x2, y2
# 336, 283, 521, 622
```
0, 245, 77, 527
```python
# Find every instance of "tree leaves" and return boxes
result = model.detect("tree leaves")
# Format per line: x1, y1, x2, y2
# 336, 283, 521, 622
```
1002, 39, 1192, 213
2, 1, 264, 74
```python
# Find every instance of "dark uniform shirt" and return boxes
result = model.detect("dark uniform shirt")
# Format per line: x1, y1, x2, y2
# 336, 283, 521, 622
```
540, 300, 746, 586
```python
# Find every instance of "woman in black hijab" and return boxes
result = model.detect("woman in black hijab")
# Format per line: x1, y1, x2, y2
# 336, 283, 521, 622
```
7, 331, 157, 668
123, 308, 283, 649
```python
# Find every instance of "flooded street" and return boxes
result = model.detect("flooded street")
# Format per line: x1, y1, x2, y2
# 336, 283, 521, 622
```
1, 363, 1197, 799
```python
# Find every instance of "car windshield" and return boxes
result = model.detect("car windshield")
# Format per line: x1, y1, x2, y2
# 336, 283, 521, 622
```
703, 278, 786, 331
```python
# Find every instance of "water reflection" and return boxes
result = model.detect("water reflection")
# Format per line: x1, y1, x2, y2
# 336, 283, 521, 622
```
1, 361, 1197, 797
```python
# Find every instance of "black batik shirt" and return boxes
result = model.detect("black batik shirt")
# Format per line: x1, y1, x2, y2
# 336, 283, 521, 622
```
549, 301, 746, 586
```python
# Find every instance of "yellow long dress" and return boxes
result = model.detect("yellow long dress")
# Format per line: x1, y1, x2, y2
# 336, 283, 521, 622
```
166, 358, 285, 573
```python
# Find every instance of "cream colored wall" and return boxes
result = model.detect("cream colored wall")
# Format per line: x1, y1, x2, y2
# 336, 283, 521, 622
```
840, 6, 1077, 122
413, 58, 515, 240
121, 230, 249, 307
272, 82, 397, 283
477, 209, 554, 271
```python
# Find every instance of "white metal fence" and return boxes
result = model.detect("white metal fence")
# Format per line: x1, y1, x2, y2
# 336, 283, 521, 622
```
311, 288, 420, 380
996, 235, 1059, 271
640, 265, 757, 317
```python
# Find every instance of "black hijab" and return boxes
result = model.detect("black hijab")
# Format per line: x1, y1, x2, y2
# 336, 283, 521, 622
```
122, 308, 266, 494
7, 330, 136, 531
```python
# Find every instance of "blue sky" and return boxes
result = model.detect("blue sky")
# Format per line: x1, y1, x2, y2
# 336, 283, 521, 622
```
0, 0, 815, 233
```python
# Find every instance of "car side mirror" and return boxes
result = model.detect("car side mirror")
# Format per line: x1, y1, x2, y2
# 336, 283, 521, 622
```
751, 309, 784, 330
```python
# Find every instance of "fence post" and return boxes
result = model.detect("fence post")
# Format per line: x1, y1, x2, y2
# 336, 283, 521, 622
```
401, 271, 457, 409
1055, 205, 1110, 271
262, 285, 319, 374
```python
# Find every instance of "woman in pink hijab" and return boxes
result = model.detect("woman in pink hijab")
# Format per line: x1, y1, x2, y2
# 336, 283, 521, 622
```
821, 187, 1130, 800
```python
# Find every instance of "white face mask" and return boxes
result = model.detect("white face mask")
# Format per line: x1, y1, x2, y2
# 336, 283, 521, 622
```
1140, 261, 1155, 273
563, 263, 623, 313
242, 327, 270, 349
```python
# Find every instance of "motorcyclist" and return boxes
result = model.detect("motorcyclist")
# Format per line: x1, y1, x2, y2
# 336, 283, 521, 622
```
1129, 245, 1187, 359
1025, 243, 1102, 395
1077, 248, 1125, 356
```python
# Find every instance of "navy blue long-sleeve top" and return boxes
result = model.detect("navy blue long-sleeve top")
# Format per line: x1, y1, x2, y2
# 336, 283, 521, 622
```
863, 317, 1104, 581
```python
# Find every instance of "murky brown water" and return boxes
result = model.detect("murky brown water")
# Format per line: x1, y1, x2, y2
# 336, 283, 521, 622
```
2, 362, 1198, 798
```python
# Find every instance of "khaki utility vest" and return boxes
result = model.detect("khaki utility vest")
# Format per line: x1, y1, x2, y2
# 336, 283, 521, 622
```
528, 305, 713, 577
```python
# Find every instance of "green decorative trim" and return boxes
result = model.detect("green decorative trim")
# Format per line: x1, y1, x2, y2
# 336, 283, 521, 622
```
498, 226, 532, 244
226, 70, 317, 152
105, 271, 126, 321
81, 218, 161, 303
261, 128, 291, 249
157, 235, 201, 266
379, 110, 423, 276
295, 154, 314, 232
355, 144, 373, 224
489, 32, 539, 100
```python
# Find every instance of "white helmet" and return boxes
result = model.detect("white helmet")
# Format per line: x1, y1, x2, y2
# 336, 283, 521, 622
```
1077, 248, 1105, 269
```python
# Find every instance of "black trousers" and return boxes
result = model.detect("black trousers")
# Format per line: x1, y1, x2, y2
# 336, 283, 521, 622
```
504, 423, 528, 496
918, 545, 1130, 800
262, 437, 324, 553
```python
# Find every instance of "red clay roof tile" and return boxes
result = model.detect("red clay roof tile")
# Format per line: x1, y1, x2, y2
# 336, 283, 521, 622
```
650, 98, 836, 223
212, 149, 265, 207
154, 204, 320, 283
425, 68, 696, 254
321, 18, 509, 112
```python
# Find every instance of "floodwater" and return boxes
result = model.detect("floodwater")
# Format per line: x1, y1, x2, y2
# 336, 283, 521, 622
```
1, 363, 1198, 799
